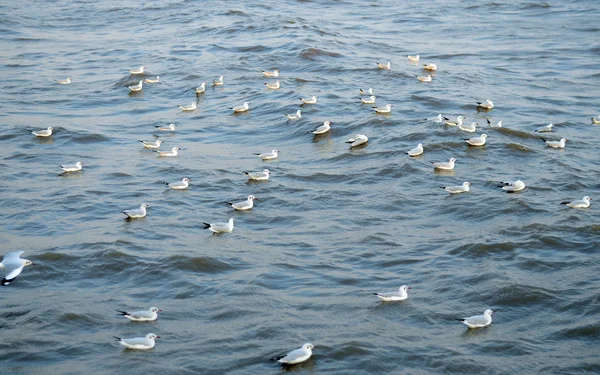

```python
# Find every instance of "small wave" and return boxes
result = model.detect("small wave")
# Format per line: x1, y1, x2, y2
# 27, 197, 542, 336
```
299, 47, 342, 60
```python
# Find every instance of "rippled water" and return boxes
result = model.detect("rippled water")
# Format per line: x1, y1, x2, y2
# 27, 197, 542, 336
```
1, 0, 599, 374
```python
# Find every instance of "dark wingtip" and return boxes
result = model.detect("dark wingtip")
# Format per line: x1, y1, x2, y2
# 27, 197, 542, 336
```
114, 336, 122, 341
560, 201, 569, 205
224, 202, 233, 206
116, 311, 128, 316
456, 319, 465, 322
440, 186, 446, 189
1, 278, 11, 286
203, 223, 211, 229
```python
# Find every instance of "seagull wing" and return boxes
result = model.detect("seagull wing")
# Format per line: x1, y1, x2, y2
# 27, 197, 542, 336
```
2, 264, 24, 285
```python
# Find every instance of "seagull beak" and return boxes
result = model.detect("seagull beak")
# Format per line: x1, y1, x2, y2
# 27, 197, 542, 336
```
155, 336, 161, 339
158, 309, 163, 312
407, 286, 411, 289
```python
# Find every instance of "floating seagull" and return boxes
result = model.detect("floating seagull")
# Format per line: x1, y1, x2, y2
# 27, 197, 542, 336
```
423, 63, 438, 71
407, 143, 424, 157
441, 181, 471, 194
477, 99, 494, 109
360, 95, 376, 104
0, 251, 34, 286
487, 119, 503, 128
407, 55, 420, 62
265, 80, 280, 90
155, 123, 176, 132
212, 75, 224, 86
311, 121, 331, 135
144, 76, 160, 83
444, 116, 465, 127
286, 109, 302, 120
129, 66, 145, 75
117, 307, 162, 322
129, 80, 143, 92
377, 61, 391, 70
464, 133, 488, 146
122, 203, 149, 219
561, 196, 592, 208
498, 179, 526, 193
244, 169, 270, 181
271, 343, 315, 365
225, 195, 257, 211
373, 104, 392, 114
428, 113, 443, 123
154, 147, 180, 157
203, 218, 234, 233
417, 75, 432, 82
374, 285, 410, 302
346, 134, 368, 147
300, 96, 318, 105
541, 138, 567, 149
232, 101, 251, 113
458, 121, 478, 133
60, 161, 83, 173
140, 139, 162, 149
457, 309, 494, 329
195, 82, 206, 94
255, 149, 279, 160
432, 158, 457, 170
31, 127, 54, 137
591, 116, 600, 125
179, 102, 197, 111
360, 88, 374, 95
114, 333, 159, 350
165, 178, 191, 190
55, 77, 71, 84
262, 69, 279, 78
535, 123, 553, 132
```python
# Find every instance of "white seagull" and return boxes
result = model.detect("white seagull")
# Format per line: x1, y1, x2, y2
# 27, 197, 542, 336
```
458, 309, 494, 329
117, 307, 162, 322
373, 104, 393, 114
407, 55, 420, 62
140, 139, 163, 149
244, 169, 270, 181
225, 195, 257, 211
203, 218, 234, 233
1, 251, 34, 286
432, 158, 457, 170
154, 147, 180, 157
311, 121, 331, 135
535, 123, 553, 132
359, 88, 374, 95
591, 117, 600, 125
360, 95, 376, 104
464, 133, 488, 146
144, 76, 160, 83
232, 102, 251, 113
286, 109, 302, 120
165, 178, 191, 190
346, 134, 369, 147
541, 138, 567, 148
444, 116, 465, 127
300, 96, 318, 105
128, 80, 143, 92
179, 101, 197, 111
487, 119, 503, 128
262, 69, 279, 78
423, 63, 438, 71
212, 75, 224, 86
271, 343, 315, 365
458, 121, 478, 133
417, 75, 432, 82
195, 82, 206, 94
114, 333, 159, 350
407, 143, 424, 157
122, 203, 149, 219
374, 285, 410, 302
155, 123, 176, 132
129, 66, 145, 75
31, 127, 54, 137
265, 80, 280, 90
55, 77, 71, 84
561, 196, 592, 208
477, 99, 494, 109
441, 181, 471, 194
498, 180, 526, 193
60, 161, 83, 173
255, 149, 279, 160
377, 61, 391, 69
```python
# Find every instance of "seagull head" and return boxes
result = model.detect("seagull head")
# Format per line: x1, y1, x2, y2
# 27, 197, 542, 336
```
147, 333, 160, 340
48, 127, 54, 131
23, 259, 34, 267
302, 343, 315, 350
76, 162, 83, 167
150, 307, 162, 313
142, 203, 150, 208
183, 178, 191, 183
400, 285, 410, 292
484, 309, 495, 316
481, 134, 488, 138
244, 102, 250, 107
173, 147, 180, 151
449, 158, 457, 163
583, 196, 592, 201
263, 169, 270, 175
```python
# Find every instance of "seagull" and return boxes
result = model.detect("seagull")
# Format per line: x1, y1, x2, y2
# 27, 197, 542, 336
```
300, 96, 318, 105
535, 123, 553, 132
271, 343, 315, 365
423, 63, 438, 71
55, 77, 71, 84
487, 119, 503, 128
458, 121, 478, 133
360, 95, 376, 104
60, 161, 83, 173
285, 109, 302, 120
591, 116, 600, 125
417, 75, 432, 82
407, 143, 424, 157
441, 181, 471, 194
212, 75, 224, 86
360, 88, 374, 95
464, 133, 488, 146
114, 333, 159, 350
432, 158, 457, 170
262, 69, 279, 78
232, 102, 251, 113
346, 134, 368, 147
1, 251, 34, 286
311, 121, 331, 135
407, 55, 420, 62
195, 82, 206, 94
444, 116, 465, 127
244, 169, 270, 181
428, 113, 443, 123
265, 80, 280, 90
457, 309, 494, 329
128, 80, 143, 92
155, 123, 176, 132
377, 61, 391, 69
561, 196, 592, 208
117, 307, 162, 322
122, 203, 149, 219
225, 195, 257, 211
144, 76, 160, 83
255, 149, 279, 160
129, 66, 145, 75
373, 104, 393, 114
477, 99, 494, 109
31, 127, 54, 137
165, 178, 191, 190
140, 139, 163, 149
374, 285, 410, 302
498, 179, 526, 193
203, 218, 234, 233
179, 101, 197, 111
541, 138, 567, 148
154, 147, 180, 157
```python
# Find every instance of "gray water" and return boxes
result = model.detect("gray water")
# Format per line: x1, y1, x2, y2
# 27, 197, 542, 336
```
1, 0, 599, 374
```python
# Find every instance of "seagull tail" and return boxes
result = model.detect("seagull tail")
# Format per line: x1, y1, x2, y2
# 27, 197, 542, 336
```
540, 138, 548, 142
116, 310, 129, 316
243, 171, 250, 176
456, 319, 465, 322
1, 277, 14, 286
440, 186, 447, 189
114, 336, 122, 341
270, 354, 286, 362
224, 202, 233, 207
203, 223, 211, 229
560, 201, 569, 205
